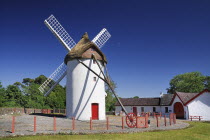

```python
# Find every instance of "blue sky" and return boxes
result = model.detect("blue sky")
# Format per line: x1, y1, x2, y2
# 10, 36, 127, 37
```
0, 0, 210, 98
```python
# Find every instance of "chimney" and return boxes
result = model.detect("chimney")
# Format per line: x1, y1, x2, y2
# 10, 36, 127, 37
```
160, 92, 164, 97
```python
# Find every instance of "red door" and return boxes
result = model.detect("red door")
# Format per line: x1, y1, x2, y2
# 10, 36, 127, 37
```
174, 102, 184, 119
133, 107, 137, 116
92, 103, 99, 120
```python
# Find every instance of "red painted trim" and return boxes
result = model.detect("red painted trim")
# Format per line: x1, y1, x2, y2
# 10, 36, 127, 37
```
175, 93, 185, 105
184, 89, 210, 105
168, 93, 185, 106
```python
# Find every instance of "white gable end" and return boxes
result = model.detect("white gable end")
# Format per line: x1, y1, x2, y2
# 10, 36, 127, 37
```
187, 92, 210, 120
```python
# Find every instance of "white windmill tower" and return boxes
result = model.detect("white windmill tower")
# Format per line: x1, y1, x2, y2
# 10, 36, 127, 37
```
38, 15, 111, 120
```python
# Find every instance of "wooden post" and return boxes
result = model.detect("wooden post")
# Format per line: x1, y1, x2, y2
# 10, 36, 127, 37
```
164, 115, 166, 126
122, 116, 124, 129
174, 114, 176, 124
160, 112, 162, 119
199, 116, 201, 121
53, 117, 56, 131
145, 114, 149, 128
34, 116, 36, 132
190, 116, 192, 121
136, 117, 139, 128
169, 113, 172, 125
11, 116, 15, 133
156, 116, 159, 127
72, 117, 75, 130
90, 117, 92, 130
106, 117, 109, 130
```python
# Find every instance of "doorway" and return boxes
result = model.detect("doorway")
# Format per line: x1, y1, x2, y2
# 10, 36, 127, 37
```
174, 102, 184, 119
133, 107, 137, 116
91, 103, 99, 120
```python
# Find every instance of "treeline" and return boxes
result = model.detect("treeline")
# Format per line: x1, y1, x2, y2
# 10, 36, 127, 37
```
0, 75, 65, 109
0, 75, 117, 111
167, 72, 210, 94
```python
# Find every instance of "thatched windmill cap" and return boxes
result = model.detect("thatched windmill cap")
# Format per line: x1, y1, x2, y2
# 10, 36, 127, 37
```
64, 33, 107, 64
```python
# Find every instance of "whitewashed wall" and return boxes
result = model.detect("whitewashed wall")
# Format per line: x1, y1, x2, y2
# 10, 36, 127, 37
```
187, 92, 210, 120
160, 106, 173, 116
115, 106, 172, 116
66, 59, 106, 120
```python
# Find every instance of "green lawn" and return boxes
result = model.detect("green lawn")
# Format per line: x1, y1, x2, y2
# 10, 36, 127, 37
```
1, 121, 210, 140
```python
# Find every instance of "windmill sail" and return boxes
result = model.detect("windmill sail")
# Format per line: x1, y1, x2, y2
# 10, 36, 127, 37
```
92, 28, 111, 49
44, 15, 76, 51
38, 62, 67, 96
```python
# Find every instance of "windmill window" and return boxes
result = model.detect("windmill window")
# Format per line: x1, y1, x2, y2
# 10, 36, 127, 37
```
93, 77, 96, 81
93, 60, 96, 64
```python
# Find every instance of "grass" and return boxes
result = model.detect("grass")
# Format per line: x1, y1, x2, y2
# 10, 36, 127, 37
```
1, 121, 210, 140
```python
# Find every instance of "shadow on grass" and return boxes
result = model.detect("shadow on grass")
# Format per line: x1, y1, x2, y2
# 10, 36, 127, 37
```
29, 113, 66, 118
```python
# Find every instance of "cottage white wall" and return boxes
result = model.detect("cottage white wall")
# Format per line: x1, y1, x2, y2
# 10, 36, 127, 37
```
187, 92, 210, 120
115, 106, 121, 115
115, 106, 167, 116
160, 106, 173, 115
66, 59, 106, 120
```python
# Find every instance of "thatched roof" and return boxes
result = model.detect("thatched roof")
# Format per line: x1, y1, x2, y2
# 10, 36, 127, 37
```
115, 98, 161, 106
115, 94, 174, 106
160, 94, 174, 106
64, 33, 107, 64
176, 92, 198, 104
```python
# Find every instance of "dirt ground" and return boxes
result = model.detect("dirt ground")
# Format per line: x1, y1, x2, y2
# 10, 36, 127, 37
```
0, 114, 189, 137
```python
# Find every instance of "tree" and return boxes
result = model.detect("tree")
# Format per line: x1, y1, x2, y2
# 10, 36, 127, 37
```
204, 76, 210, 90
34, 75, 47, 85
0, 75, 66, 109
22, 78, 34, 86
4, 85, 23, 107
23, 83, 46, 108
105, 80, 117, 111
0, 82, 5, 107
45, 85, 66, 109
167, 72, 206, 94
133, 96, 139, 98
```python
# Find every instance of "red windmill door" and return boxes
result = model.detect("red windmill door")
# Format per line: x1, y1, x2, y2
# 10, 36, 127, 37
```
92, 103, 99, 120
174, 102, 184, 119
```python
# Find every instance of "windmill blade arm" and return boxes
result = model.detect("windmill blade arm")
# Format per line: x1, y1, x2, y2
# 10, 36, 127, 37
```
44, 15, 76, 51
43, 71, 66, 96
92, 28, 111, 49
38, 62, 67, 96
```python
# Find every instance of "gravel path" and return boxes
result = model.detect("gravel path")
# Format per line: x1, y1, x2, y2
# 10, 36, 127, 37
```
0, 114, 189, 137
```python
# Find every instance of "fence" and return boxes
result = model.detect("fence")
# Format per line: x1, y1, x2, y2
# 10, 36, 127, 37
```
0, 113, 177, 135
0, 108, 24, 115
0, 107, 66, 115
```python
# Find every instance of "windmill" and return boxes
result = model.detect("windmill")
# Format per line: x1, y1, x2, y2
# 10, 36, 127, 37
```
39, 15, 137, 127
